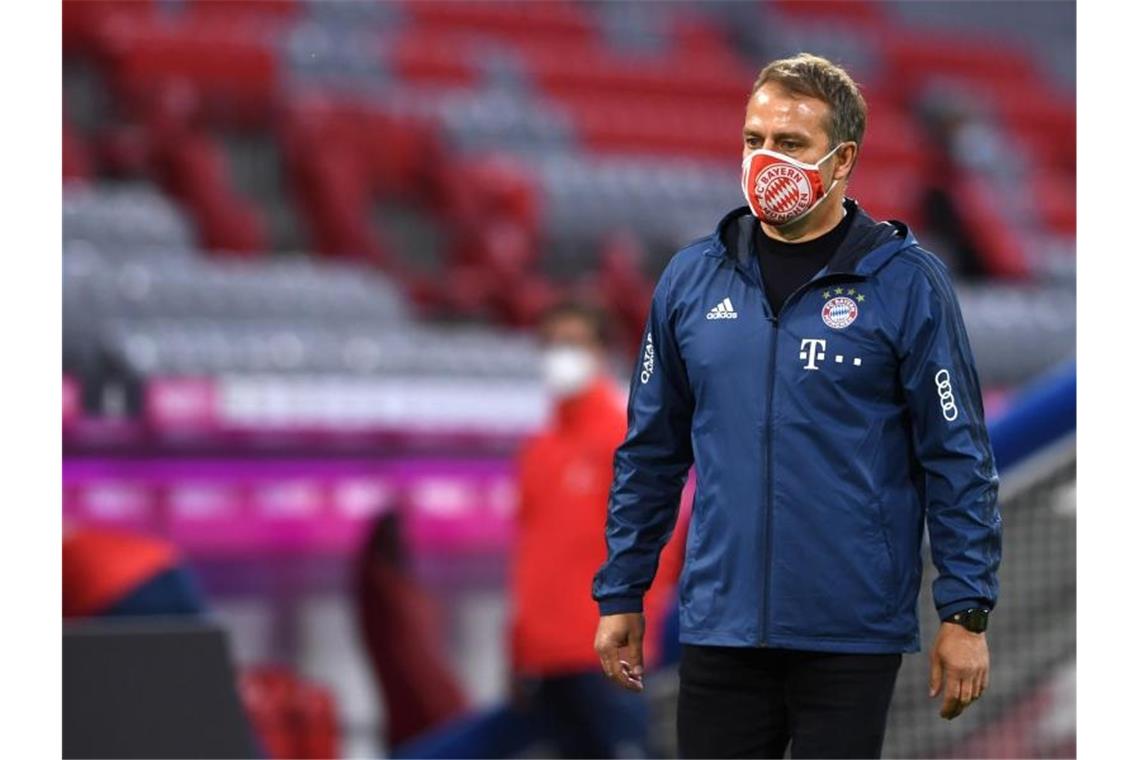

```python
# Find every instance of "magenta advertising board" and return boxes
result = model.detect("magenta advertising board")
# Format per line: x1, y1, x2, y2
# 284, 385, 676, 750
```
63, 456, 519, 558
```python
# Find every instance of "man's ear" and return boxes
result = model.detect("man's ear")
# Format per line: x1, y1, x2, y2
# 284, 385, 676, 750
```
833, 142, 858, 183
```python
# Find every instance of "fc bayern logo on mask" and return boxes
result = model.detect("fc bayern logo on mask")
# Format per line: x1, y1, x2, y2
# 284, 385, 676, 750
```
821, 296, 858, 329
755, 165, 812, 224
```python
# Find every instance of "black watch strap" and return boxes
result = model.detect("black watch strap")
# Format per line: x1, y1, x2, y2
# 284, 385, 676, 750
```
946, 607, 989, 633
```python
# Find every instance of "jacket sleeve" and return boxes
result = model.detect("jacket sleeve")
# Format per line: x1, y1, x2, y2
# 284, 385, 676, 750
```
592, 261, 695, 615
896, 253, 1002, 622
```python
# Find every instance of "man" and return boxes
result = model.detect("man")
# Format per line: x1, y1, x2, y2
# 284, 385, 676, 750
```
592, 53, 1002, 759
508, 302, 687, 758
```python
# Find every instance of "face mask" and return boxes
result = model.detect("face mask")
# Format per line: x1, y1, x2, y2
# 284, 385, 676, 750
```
741, 142, 844, 227
541, 345, 598, 398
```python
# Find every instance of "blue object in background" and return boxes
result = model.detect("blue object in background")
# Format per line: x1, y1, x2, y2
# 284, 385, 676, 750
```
392, 672, 651, 759
988, 360, 1076, 472
102, 565, 208, 618
391, 704, 539, 759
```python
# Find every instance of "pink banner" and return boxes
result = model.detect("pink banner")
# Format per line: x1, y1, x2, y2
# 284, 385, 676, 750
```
145, 377, 219, 431
63, 376, 81, 427
63, 458, 516, 558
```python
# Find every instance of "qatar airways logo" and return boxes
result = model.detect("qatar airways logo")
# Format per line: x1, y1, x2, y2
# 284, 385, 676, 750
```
640, 331, 655, 384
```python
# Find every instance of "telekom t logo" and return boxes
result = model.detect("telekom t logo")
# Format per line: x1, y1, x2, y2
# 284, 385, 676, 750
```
799, 337, 863, 371
800, 338, 827, 370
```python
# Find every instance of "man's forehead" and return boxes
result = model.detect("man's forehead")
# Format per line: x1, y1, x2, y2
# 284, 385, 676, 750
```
542, 313, 598, 339
745, 84, 829, 133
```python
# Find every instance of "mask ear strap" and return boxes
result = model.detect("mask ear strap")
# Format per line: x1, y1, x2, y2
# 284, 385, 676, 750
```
819, 141, 846, 166
820, 176, 840, 201
819, 141, 850, 192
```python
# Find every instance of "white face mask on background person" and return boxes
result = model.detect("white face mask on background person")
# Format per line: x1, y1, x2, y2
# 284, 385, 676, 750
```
541, 344, 599, 398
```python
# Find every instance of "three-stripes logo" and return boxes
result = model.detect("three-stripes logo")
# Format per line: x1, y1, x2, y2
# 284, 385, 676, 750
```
706, 297, 739, 320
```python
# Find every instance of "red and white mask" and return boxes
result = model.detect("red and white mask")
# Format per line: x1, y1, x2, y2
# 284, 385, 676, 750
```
741, 143, 843, 226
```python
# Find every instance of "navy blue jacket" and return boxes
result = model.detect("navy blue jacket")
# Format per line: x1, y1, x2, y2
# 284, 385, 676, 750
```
592, 198, 1002, 654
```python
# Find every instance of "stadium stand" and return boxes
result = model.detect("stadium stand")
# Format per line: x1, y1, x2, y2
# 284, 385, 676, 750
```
62, 1, 1074, 756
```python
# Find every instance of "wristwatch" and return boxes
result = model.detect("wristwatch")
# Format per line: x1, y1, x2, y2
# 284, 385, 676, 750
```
945, 607, 989, 633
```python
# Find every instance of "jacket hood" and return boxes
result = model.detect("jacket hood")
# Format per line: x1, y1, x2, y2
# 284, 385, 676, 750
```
706, 197, 917, 277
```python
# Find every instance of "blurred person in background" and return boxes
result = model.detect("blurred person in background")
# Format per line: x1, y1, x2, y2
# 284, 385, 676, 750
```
915, 91, 999, 279
63, 525, 206, 619
593, 54, 1002, 759
355, 512, 469, 752
507, 301, 686, 758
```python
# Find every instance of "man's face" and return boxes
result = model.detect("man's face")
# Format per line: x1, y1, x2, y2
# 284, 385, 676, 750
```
539, 313, 604, 398
743, 82, 831, 160
742, 82, 852, 185
540, 314, 603, 358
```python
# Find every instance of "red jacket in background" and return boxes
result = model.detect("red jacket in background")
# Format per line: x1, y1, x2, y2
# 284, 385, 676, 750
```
508, 375, 689, 676
63, 528, 180, 617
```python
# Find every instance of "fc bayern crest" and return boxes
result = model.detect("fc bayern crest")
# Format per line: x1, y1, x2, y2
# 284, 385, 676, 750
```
821, 296, 858, 329
755, 164, 812, 223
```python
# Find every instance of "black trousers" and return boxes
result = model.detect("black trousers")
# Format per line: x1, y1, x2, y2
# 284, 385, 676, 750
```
677, 644, 903, 759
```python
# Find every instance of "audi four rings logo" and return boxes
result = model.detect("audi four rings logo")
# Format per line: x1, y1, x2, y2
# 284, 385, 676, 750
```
935, 369, 958, 421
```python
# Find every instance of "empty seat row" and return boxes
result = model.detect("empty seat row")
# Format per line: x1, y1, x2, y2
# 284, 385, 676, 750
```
63, 182, 197, 250
99, 319, 540, 378
957, 285, 1075, 386
64, 249, 409, 325
214, 372, 546, 433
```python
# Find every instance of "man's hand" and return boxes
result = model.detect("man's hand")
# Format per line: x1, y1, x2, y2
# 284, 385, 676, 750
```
594, 612, 646, 692
929, 621, 990, 720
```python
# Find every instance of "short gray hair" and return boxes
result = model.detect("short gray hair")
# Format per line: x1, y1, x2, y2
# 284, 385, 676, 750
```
751, 53, 868, 148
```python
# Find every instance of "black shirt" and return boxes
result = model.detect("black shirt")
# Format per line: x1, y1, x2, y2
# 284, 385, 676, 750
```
754, 205, 856, 315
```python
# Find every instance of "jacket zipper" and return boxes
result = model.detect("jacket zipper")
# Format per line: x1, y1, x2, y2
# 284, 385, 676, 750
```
761, 317, 777, 646
758, 270, 862, 647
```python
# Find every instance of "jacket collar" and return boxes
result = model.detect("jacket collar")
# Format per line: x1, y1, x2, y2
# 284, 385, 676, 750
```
704, 197, 917, 278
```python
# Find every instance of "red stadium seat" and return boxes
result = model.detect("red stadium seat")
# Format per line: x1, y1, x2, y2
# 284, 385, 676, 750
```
157, 133, 268, 254
63, 118, 93, 182
389, 32, 480, 88
239, 666, 340, 760
848, 167, 924, 226
403, 0, 595, 47
182, 0, 299, 22
851, 107, 929, 169
63, 0, 154, 57
95, 13, 280, 128
771, 0, 889, 27
1032, 170, 1077, 236
883, 33, 1038, 92
950, 174, 1032, 278
491, 272, 562, 327
595, 233, 655, 354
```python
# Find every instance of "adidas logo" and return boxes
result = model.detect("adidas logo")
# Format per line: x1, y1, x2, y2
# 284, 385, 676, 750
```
706, 297, 739, 320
